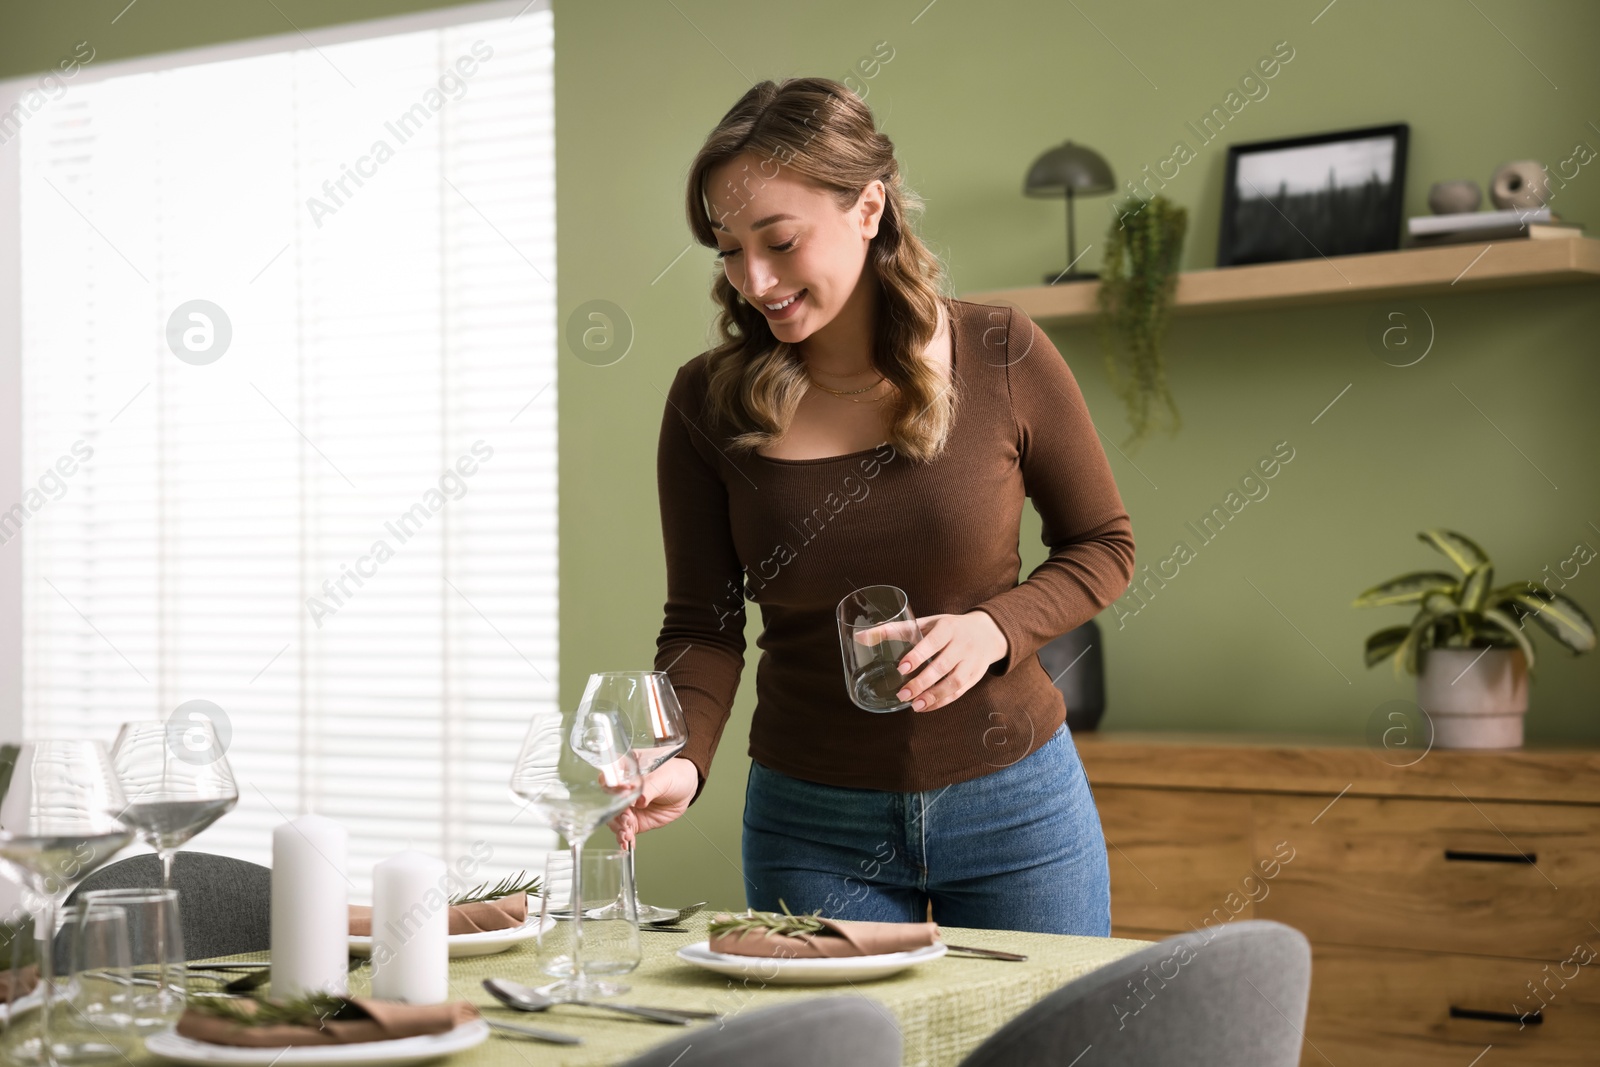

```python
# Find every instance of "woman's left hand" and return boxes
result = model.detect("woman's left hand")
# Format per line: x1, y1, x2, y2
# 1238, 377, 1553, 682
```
861, 610, 1008, 713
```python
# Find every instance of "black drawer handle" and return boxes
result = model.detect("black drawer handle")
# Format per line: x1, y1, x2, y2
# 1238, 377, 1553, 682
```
1450, 1006, 1542, 1026
1444, 849, 1537, 865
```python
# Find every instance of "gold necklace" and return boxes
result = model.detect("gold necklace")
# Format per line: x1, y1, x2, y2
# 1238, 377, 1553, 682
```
807, 375, 886, 402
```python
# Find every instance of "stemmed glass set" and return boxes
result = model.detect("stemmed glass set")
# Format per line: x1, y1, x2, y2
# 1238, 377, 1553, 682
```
510, 670, 686, 999
0, 718, 237, 1065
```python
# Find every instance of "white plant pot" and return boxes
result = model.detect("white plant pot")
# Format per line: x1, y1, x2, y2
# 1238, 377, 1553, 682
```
1415, 647, 1528, 749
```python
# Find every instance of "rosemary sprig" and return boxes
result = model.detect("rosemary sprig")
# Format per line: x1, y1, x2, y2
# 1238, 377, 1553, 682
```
188, 991, 364, 1029
448, 870, 541, 907
707, 899, 828, 939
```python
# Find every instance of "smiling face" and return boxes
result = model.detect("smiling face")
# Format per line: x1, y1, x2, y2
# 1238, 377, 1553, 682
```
706, 151, 885, 343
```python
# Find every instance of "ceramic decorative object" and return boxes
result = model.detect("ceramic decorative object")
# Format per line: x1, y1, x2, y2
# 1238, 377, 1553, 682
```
1488, 160, 1549, 210
1428, 180, 1482, 215
1415, 647, 1528, 749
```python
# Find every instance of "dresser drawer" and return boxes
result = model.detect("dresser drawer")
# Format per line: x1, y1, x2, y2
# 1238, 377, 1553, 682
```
1305, 942, 1600, 1066
1096, 786, 1259, 933
1253, 794, 1600, 960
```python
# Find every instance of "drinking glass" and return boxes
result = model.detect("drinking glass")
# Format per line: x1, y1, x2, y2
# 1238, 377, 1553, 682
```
0, 740, 133, 1067
81, 889, 183, 1035
836, 585, 926, 713
579, 672, 686, 923
509, 703, 642, 1001
536, 850, 640, 998
52, 902, 135, 1062
109, 719, 238, 890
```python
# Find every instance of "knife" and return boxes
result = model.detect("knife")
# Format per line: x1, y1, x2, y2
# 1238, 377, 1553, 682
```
943, 942, 1029, 961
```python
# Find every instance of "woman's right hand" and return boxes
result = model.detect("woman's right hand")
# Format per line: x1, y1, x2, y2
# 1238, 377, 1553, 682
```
609, 756, 700, 848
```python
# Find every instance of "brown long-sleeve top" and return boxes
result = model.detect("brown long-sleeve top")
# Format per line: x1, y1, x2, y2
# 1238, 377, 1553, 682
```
654, 298, 1136, 798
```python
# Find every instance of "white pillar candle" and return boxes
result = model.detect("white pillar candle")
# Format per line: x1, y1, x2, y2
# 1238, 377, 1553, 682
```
270, 814, 350, 999
370, 850, 449, 1004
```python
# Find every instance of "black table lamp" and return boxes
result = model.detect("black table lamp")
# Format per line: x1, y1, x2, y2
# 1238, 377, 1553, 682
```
1024, 141, 1115, 284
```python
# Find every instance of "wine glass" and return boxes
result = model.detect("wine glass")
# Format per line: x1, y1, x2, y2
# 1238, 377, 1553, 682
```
509, 702, 642, 1001
580, 671, 686, 924
109, 718, 239, 890
0, 740, 134, 1067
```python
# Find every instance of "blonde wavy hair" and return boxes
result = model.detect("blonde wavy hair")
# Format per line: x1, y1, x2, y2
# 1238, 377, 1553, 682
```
684, 77, 955, 463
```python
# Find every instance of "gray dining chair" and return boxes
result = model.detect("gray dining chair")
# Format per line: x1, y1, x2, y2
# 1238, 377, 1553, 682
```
616, 995, 902, 1067
957, 920, 1311, 1067
64, 851, 271, 961
1038, 619, 1105, 732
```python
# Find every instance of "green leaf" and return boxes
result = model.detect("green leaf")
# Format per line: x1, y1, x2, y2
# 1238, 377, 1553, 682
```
1459, 564, 1493, 613
1363, 626, 1412, 668
1509, 590, 1597, 654
1417, 529, 1490, 575
1352, 571, 1458, 609
1394, 611, 1436, 678
1422, 591, 1459, 616
1482, 606, 1537, 672
1488, 580, 1536, 606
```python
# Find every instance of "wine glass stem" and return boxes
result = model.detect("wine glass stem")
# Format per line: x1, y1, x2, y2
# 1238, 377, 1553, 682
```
568, 841, 584, 996
624, 837, 643, 906
160, 848, 175, 891
34, 896, 60, 1066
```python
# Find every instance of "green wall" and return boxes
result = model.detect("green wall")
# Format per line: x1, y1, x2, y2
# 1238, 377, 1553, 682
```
4, 1, 1597, 912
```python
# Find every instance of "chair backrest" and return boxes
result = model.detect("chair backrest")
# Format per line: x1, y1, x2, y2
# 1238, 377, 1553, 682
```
958, 920, 1311, 1067
1037, 620, 1105, 732
616, 995, 902, 1067
64, 851, 271, 962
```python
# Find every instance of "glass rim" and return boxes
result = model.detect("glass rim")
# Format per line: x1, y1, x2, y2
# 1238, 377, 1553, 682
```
836, 584, 911, 621
60, 901, 129, 922
114, 718, 218, 732
561, 847, 628, 861
586, 670, 670, 681
81, 887, 179, 905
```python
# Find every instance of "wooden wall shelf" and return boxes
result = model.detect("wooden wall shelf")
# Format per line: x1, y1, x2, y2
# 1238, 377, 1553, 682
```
964, 236, 1600, 326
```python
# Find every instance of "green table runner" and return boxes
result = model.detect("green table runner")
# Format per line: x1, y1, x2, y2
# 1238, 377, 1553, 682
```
133, 918, 1152, 1067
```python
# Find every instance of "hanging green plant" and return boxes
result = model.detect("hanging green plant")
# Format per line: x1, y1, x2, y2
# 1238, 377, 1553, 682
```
1096, 195, 1188, 449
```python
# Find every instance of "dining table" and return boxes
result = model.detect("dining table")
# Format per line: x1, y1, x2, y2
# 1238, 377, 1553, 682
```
123, 916, 1154, 1067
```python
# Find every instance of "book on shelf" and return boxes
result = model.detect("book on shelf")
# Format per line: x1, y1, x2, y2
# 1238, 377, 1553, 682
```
1406, 207, 1583, 246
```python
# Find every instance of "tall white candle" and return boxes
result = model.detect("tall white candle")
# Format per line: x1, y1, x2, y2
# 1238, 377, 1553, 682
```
270, 814, 349, 999
370, 850, 449, 1003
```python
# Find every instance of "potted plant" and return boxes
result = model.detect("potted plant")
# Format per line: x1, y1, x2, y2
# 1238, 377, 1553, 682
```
1096, 194, 1187, 450
1353, 529, 1595, 748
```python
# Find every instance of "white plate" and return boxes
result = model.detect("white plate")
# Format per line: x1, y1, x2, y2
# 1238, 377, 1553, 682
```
675, 941, 947, 984
143, 1018, 489, 1066
0, 988, 42, 1022
348, 915, 552, 959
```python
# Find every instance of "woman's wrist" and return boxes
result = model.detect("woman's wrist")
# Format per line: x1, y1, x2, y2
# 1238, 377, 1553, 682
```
966, 609, 1009, 667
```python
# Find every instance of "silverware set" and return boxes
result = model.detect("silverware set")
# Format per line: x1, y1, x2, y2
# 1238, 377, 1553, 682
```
482, 977, 720, 1044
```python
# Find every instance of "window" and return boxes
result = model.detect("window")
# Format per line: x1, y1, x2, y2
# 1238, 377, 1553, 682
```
4, 0, 558, 895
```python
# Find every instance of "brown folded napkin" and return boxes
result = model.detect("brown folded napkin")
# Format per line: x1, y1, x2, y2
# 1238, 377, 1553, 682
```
0, 964, 39, 1002
175, 996, 480, 1048
348, 892, 528, 937
709, 915, 941, 959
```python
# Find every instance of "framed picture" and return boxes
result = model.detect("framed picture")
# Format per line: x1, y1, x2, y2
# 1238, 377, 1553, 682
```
1217, 123, 1409, 267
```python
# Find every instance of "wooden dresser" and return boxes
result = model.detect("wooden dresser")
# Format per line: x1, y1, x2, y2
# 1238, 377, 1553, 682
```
1076, 731, 1600, 1066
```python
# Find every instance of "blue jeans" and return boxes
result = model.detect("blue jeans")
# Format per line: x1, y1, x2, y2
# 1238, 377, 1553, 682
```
740, 721, 1111, 935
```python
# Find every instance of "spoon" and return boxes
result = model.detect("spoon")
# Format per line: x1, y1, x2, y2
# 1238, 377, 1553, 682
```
483, 978, 697, 1026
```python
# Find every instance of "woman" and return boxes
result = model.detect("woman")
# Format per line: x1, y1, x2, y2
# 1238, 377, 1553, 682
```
611, 77, 1136, 935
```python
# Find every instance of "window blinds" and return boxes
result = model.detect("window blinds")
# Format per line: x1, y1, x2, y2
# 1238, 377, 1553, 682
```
15, 2, 558, 896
